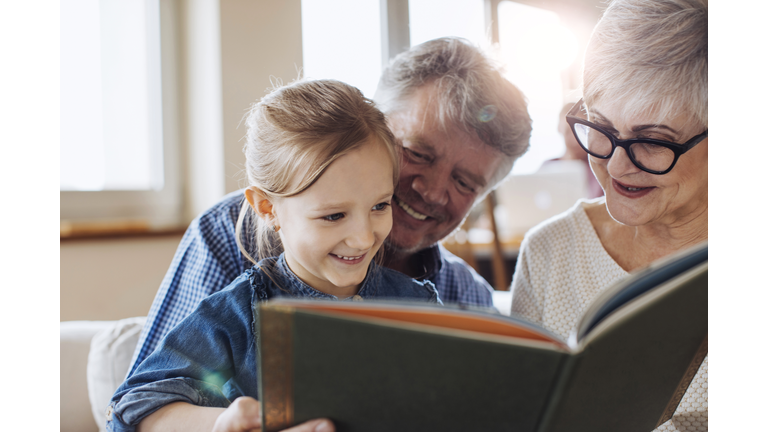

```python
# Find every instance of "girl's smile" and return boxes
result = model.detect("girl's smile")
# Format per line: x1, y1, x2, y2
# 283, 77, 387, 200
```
331, 253, 366, 264
268, 137, 395, 298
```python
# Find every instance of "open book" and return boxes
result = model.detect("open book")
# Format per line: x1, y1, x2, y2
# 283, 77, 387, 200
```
257, 242, 707, 432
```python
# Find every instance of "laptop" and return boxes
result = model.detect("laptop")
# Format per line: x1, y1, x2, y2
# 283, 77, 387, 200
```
494, 160, 590, 239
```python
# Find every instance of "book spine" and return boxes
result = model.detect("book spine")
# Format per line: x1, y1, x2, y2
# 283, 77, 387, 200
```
260, 306, 295, 432
655, 334, 708, 427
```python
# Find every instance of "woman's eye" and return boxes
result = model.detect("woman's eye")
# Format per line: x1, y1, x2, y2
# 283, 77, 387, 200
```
372, 202, 391, 211
644, 142, 668, 151
640, 135, 677, 144
322, 213, 344, 221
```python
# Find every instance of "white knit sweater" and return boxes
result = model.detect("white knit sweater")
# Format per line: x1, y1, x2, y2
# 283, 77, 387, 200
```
511, 198, 707, 432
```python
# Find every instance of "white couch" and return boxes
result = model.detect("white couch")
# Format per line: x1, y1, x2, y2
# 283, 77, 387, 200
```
60, 317, 146, 432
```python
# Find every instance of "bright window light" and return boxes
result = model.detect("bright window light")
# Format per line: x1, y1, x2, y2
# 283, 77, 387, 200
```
409, 0, 487, 47
498, 1, 580, 175
60, 0, 163, 191
301, 0, 382, 98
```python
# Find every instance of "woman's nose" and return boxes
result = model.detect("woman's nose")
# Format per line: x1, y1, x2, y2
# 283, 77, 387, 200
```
606, 146, 640, 177
411, 171, 449, 206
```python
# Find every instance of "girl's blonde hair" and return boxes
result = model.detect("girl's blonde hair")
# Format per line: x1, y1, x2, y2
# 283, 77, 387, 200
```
236, 79, 399, 265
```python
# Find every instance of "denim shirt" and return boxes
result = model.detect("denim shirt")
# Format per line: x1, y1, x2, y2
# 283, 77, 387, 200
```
129, 191, 493, 377
106, 254, 440, 432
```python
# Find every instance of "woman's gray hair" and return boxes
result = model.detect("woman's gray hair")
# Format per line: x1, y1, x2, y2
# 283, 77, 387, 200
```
374, 37, 532, 190
583, 0, 708, 129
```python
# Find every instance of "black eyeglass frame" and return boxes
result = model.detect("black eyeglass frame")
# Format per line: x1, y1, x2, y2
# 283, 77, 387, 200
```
565, 99, 708, 175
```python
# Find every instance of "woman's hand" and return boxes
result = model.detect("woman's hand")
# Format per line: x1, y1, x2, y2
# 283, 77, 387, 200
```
213, 397, 334, 432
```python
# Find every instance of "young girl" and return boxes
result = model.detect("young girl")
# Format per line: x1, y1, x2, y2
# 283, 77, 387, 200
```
106, 80, 440, 432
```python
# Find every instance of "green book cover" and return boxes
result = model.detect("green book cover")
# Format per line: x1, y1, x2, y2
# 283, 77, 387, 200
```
258, 242, 707, 432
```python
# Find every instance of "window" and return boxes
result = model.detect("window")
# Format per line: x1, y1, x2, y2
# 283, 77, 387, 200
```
497, 0, 580, 174
301, 0, 383, 98
409, 0, 487, 47
409, 0, 584, 175
60, 0, 181, 229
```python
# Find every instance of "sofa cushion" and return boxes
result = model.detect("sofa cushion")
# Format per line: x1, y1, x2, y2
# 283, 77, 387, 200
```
61, 321, 114, 432
86, 317, 146, 432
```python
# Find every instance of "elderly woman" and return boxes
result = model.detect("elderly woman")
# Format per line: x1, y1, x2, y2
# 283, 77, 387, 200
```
510, 0, 707, 431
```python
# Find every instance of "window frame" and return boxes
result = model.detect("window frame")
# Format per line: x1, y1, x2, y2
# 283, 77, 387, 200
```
59, 0, 182, 231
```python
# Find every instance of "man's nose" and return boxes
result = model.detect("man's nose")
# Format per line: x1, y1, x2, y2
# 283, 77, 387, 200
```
411, 169, 449, 206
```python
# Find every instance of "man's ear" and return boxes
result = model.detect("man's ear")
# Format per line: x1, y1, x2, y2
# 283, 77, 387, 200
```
244, 186, 278, 226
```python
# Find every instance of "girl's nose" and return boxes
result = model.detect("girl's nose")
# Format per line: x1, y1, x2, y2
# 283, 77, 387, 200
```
345, 218, 375, 251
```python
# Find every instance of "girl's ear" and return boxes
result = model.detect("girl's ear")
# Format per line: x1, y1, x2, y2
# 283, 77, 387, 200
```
244, 186, 278, 226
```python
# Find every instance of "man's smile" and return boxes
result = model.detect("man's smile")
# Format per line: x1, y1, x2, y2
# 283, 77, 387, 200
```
395, 196, 429, 221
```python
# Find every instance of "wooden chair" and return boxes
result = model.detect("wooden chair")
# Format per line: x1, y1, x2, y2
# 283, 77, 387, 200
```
442, 191, 509, 291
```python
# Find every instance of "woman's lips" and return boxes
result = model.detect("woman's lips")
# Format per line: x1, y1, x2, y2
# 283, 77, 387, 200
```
612, 179, 654, 198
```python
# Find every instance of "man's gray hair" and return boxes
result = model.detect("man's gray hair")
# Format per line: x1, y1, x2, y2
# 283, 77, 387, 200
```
584, 0, 707, 129
374, 37, 532, 191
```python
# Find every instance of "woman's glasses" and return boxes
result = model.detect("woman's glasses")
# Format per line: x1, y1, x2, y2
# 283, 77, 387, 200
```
565, 99, 708, 175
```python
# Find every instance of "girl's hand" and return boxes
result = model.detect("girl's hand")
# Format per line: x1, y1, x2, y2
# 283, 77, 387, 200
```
213, 397, 334, 432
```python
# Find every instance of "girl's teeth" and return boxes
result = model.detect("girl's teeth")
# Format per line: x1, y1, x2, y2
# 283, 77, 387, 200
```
335, 254, 362, 260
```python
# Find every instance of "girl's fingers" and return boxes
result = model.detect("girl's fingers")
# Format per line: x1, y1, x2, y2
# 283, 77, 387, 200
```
282, 418, 334, 432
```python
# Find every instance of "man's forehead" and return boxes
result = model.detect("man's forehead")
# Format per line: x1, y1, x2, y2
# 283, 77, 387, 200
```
406, 128, 500, 184
391, 109, 483, 152
404, 121, 497, 157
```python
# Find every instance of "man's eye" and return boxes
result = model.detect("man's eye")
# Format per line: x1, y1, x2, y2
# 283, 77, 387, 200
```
322, 213, 344, 221
372, 202, 391, 211
455, 177, 476, 194
404, 148, 429, 162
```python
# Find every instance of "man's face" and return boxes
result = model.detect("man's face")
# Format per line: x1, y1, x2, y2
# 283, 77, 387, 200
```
386, 84, 503, 255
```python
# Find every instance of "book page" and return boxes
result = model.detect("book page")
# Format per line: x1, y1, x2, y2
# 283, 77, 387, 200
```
267, 299, 564, 346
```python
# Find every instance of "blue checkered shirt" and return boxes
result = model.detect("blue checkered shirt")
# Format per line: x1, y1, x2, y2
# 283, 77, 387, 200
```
128, 190, 494, 375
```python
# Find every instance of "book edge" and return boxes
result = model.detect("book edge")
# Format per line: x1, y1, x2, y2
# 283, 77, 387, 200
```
260, 305, 295, 431
655, 334, 708, 427
575, 262, 707, 351
296, 307, 570, 352
574, 241, 707, 342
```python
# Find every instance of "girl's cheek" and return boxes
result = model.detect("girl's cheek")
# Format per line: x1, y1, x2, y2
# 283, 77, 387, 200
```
376, 216, 393, 238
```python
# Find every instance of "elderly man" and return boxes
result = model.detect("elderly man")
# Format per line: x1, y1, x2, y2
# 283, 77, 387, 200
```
129, 37, 532, 379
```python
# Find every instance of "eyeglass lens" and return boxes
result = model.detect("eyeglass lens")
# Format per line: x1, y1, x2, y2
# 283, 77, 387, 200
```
572, 123, 675, 172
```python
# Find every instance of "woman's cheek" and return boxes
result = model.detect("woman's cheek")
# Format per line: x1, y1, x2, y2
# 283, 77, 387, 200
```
589, 156, 609, 189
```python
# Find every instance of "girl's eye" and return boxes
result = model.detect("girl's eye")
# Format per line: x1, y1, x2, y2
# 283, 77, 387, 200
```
322, 213, 344, 221
372, 202, 391, 211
